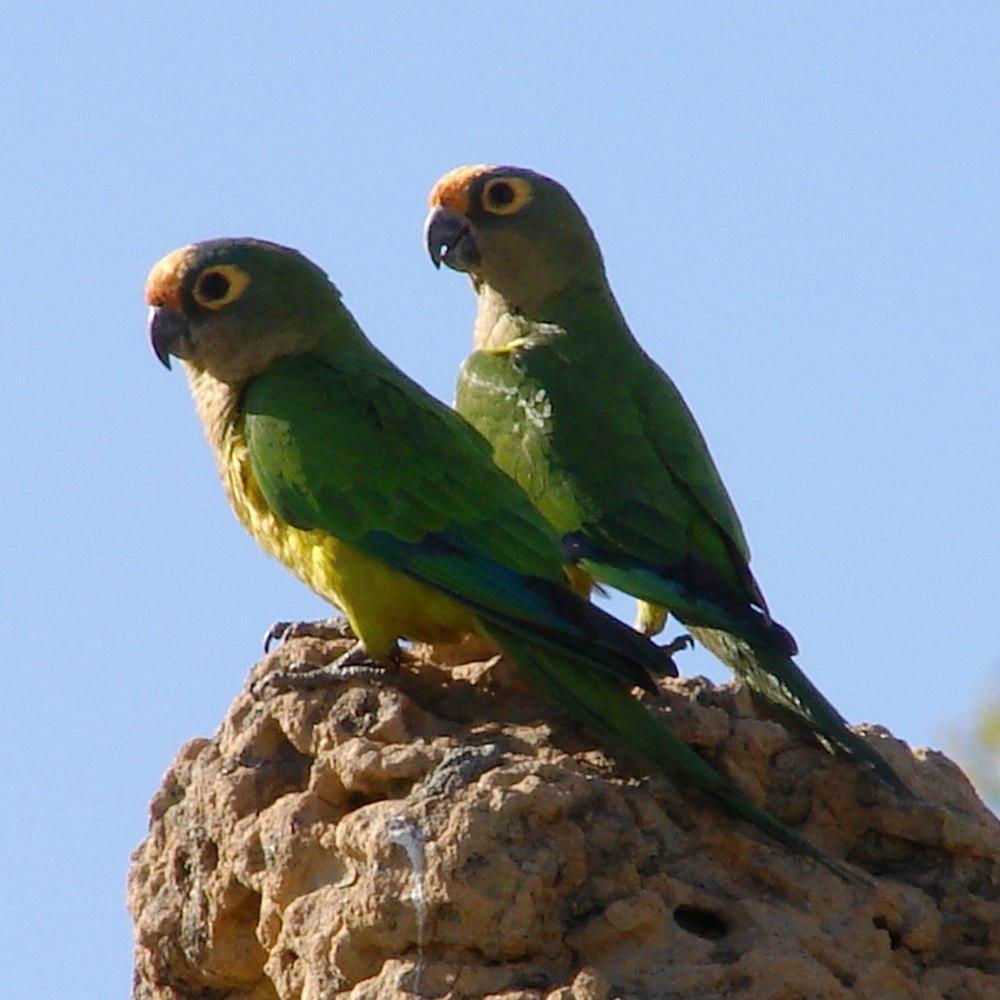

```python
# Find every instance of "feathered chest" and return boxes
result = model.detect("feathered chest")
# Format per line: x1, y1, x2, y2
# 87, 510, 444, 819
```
185, 366, 341, 594
456, 339, 592, 535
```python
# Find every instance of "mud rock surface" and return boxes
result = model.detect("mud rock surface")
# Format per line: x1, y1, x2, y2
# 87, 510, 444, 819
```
129, 636, 1000, 998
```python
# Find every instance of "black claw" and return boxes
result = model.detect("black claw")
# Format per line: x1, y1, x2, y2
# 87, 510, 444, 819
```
650, 633, 693, 678
661, 633, 694, 656
262, 616, 354, 654
262, 621, 292, 654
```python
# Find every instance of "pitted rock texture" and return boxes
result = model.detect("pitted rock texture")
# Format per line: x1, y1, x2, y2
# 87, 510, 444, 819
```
129, 636, 1000, 998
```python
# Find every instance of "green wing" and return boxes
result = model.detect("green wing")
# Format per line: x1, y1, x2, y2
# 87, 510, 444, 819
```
457, 321, 774, 638
241, 351, 665, 686
244, 352, 556, 570
630, 348, 749, 561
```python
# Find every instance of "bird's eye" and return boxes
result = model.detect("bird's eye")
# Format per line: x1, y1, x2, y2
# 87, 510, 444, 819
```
192, 264, 251, 310
482, 176, 532, 216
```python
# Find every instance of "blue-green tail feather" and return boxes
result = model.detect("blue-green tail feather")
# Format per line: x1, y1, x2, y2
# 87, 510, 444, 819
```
482, 622, 869, 884
570, 540, 910, 797
688, 626, 911, 798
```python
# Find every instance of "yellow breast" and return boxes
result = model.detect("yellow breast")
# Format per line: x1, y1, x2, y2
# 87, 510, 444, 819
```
221, 425, 478, 658
187, 364, 478, 659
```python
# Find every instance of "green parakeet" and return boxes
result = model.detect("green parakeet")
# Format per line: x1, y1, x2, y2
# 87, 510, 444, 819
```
146, 237, 863, 878
425, 165, 907, 796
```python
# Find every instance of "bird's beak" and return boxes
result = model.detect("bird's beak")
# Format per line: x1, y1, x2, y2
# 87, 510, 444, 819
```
424, 205, 481, 272
148, 306, 190, 370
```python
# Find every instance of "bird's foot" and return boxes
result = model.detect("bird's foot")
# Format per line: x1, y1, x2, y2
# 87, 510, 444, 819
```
255, 641, 392, 697
656, 632, 694, 677
661, 632, 693, 657
262, 615, 354, 654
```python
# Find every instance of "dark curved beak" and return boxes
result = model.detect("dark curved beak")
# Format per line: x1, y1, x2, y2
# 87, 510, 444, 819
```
148, 306, 190, 370
424, 205, 481, 272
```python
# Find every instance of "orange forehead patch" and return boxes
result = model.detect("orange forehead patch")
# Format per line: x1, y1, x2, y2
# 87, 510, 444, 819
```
428, 164, 495, 214
145, 245, 197, 309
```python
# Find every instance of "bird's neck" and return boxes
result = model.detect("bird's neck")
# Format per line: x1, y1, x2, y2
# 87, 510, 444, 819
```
473, 285, 537, 350
183, 363, 296, 558
185, 366, 243, 457
182, 365, 255, 527
472, 280, 622, 353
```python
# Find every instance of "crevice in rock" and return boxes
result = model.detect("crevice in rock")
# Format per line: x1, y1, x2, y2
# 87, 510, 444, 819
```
231, 718, 312, 811
872, 915, 902, 950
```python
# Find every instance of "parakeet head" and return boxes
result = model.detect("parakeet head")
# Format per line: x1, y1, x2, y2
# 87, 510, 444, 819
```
425, 165, 607, 312
146, 238, 339, 384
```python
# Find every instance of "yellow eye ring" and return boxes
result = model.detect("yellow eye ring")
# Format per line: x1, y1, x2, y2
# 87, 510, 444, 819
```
191, 264, 251, 310
481, 176, 533, 216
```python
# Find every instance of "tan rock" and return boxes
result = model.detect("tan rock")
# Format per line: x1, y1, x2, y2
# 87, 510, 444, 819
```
129, 638, 1000, 998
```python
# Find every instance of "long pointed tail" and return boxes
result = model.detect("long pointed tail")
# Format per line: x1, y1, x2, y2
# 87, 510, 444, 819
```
688, 625, 910, 798
483, 622, 868, 883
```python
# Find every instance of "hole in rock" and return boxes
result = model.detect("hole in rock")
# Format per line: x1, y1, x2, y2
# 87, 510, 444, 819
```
673, 903, 728, 940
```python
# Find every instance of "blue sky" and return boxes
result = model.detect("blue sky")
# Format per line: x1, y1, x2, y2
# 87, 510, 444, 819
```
2, 4, 997, 995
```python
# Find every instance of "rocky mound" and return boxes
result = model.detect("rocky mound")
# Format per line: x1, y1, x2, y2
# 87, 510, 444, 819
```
129, 635, 999, 998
